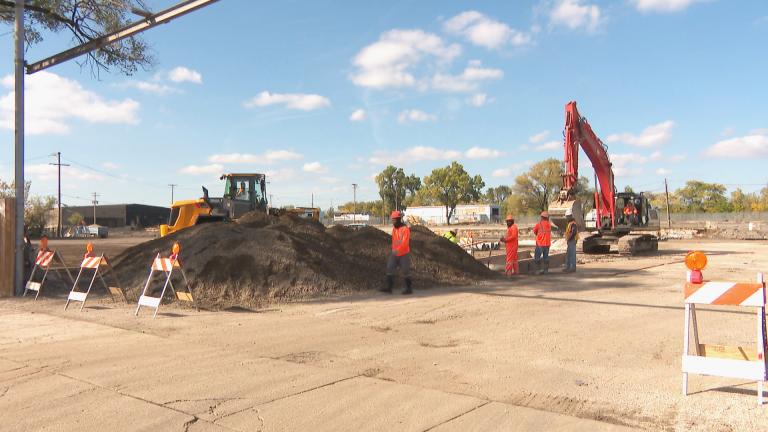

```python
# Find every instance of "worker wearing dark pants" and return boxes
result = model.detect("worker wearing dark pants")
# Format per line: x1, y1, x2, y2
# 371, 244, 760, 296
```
533, 211, 552, 275
381, 210, 412, 295
564, 212, 579, 273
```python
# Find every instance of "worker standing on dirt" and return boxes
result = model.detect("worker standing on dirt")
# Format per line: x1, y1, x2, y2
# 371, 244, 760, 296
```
381, 210, 413, 295
533, 211, 552, 275
442, 230, 458, 244
499, 214, 518, 276
564, 210, 579, 273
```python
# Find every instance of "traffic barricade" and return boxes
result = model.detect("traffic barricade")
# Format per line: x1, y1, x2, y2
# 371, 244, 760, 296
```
682, 251, 767, 405
135, 243, 196, 318
65, 243, 127, 311
24, 249, 74, 300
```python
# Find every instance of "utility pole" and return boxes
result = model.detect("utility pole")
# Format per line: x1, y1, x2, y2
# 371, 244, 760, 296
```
352, 184, 358, 224
49, 153, 70, 238
13, 0, 25, 296
91, 193, 100, 225
269, 194, 274, 209
664, 178, 672, 229
168, 184, 177, 203
311, 193, 314, 208
167, 184, 177, 224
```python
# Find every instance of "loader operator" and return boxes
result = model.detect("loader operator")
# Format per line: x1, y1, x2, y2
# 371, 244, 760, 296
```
381, 210, 413, 295
533, 211, 552, 275
499, 214, 518, 276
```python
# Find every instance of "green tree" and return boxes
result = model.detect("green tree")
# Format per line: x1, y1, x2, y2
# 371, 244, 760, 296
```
67, 211, 84, 226
0, 178, 30, 200
375, 166, 421, 211
674, 180, 730, 213
0, 0, 153, 75
421, 162, 484, 225
484, 185, 512, 204
624, 185, 635, 194
729, 189, 756, 213
25, 196, 55, 236
509, 158, 562, 215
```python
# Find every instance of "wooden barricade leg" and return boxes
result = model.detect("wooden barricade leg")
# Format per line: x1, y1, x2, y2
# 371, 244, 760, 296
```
135, 268, 156, 316
65, 267, 86, 310
23, 265, 40, 297
33, 266, 51, 300
178, 268, 198, 311
153, 269, 175, 319
683, 303, 691, 396
79, 268, 100, 311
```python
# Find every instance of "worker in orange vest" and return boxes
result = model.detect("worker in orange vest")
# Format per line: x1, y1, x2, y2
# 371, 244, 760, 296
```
381, 210, 412, 295
533, 211, 552, 275
622, 203, 634, 225
499, 214, 519, 276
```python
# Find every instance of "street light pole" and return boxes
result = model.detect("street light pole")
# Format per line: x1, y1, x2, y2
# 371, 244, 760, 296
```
50, 152, 69, 238
13, 0, 25, 295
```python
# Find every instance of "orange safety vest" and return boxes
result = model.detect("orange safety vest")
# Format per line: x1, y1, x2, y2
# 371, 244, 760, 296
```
623, 206, 633, 215
391, 225, 411, 257
533, 220, 552, 247
504, 225, 519, 252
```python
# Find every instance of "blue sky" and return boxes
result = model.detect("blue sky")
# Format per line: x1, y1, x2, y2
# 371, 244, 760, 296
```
1, 0, 767, 209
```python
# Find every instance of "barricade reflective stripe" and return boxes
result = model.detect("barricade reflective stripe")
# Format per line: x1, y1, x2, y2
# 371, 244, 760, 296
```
36, 251, 54, 267
81, 257, 102, 269
152, 258, 180, 272
684, 282, 765, 307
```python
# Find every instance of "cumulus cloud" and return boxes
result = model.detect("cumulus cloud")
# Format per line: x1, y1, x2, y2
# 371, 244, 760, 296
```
705, 134, 768, 159
431, 60, 503, 92
349, 109, 366, 122
550, 0, 603, 32
121, 80, 177, 95
606, 120, 675, 147
655, 168, 670, 175
244, 91, 331, 111
529, 130, 550, 143
0, 72, 139, 135
444, 10, 533, 49
398, 109, 437, 124
631, 0, 704, 13
467, 93, 490, 107
27, 164, 101, 181
102, 162, 120, 170
349, 29, 461, 89
168, 66, 203, 84
492, 161, 532, 178
179, 164, 224, 175
302, 161, 329, 174
610, 153, 647, 177
649, 151, 685, 162
208, 150, 303, 164
369, 146, 461, 165
535, 140, 561, 151
465, 147, 503, 159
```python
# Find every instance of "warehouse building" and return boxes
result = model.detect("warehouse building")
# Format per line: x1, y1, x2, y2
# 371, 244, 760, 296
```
404, 204, 500, 225
47, 204, 170, 230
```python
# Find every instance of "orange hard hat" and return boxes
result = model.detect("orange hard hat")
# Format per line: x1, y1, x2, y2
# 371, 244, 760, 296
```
40, 236, 49, 249
685, 251, 707, 271
390, 210, 402, 219
86, 242, 94, 253
505, 214, 514, 221
540, 211, 549, 218
172, 242, 181, 255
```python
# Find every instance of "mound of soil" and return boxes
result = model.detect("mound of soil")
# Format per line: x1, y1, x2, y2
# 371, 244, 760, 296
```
111, 213, 494, 309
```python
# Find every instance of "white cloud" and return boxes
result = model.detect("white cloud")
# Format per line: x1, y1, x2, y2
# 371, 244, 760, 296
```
444, 10, 533, 49
244, 91, 331, 111
631, 0, 703, 13
751, 128, 768, 135
208, 150, 303, 164
319, 176, 341, 184
465, 147, 503, 159
27, 164, 101, 181
0, 71, 139, 135
369, 146, 461, 165
467, 93, 490, 107
302, 161, 329, 174
529, 130, 550, 143
610, 153, 647, 177
550, 0, 603, 32
398, 109, 437, 123
122, 80, 177, 95
606, 120, 675, 147
492, 161, 532, 178
649, 151, 685, 162
705, 134, 768, 159
535, 140, 561, 151
179, 164, 224, 175
264, 168, 297, 182
655, 168, 670, 175
102, 162, 120, 170
350, 109, 366, 122
431, 61, 503, 92
350, 29, 461, 89
168, 66, 203, 84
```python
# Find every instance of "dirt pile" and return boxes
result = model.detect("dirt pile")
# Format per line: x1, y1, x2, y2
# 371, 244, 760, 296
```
111, 213, 495, 308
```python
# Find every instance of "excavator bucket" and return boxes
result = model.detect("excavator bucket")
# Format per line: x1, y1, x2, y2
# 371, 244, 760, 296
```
547, 198, 585, 233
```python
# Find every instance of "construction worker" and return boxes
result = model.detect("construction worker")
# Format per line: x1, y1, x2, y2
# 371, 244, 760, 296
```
38, 235, 51, 253
533, 211, 552, 275
622, 202, 634, 225
499, 214, 518, 276
381, 210, 413, 295
564, 210, 579, 273
442, 230, 458, 244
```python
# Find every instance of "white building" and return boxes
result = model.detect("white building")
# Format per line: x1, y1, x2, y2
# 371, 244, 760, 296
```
404, 204, 500, 225
333, 213, 370, 222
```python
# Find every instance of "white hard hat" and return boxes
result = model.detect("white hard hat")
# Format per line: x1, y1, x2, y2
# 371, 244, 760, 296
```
565, 209, 573, 216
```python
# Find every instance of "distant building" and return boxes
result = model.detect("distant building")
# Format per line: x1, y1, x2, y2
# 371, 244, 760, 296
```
404, 204, 500, 225
47, 204, 170, 230
333, 213, 370, 223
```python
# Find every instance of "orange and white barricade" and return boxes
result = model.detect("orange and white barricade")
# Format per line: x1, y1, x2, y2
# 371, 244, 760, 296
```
65, 250, 127, 311
24, 249, 74, 300
135, 248, 195, 318
682, 251, 768, 405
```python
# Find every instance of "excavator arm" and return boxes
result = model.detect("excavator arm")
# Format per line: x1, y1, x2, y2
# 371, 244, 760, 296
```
549, 101, 616, 231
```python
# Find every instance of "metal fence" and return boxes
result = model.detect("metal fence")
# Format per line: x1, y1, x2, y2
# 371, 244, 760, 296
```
658, 211, 768, 223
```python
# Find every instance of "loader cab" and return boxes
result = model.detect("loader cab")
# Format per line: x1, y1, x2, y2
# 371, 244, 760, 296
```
220, 173, 268, 218
613, 192, 660, 232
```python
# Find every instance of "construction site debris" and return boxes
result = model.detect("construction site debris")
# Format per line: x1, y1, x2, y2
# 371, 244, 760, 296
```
111, 213, 495, 309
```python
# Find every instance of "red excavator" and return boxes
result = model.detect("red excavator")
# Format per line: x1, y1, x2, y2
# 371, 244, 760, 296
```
548, 101, 660, 254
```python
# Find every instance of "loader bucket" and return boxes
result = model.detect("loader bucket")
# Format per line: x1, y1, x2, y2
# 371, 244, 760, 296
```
547, 198, 584, 233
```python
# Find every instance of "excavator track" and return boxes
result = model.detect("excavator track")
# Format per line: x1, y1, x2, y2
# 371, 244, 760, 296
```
617, 234, 658, 255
